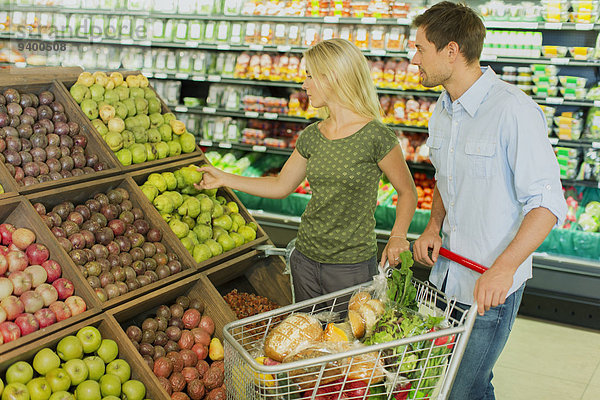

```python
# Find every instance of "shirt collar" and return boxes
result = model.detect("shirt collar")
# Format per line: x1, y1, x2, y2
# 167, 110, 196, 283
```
440, 66, 497, 118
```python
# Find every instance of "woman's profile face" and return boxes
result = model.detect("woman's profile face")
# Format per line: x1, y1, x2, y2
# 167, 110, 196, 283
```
301, 70, 326, 108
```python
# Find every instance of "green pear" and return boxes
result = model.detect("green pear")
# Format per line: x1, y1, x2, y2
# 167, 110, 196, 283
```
149, 112, 164, 127
80, 99, 98, 120
147, 128, 161, 143
148, 97, 161, 113
104, 88, 119, 105
167, 140, 182, 157
204, 239, 223, 256
114, 101, 128, 119
116, 148, 132, 166
158, 124, 172, 141
89, 83, 105, 102
143, 87, 157, 100
122, 98, 136, 117
155, 142, 169, 159
130, 143, 147, 164
70, 83, 90, 104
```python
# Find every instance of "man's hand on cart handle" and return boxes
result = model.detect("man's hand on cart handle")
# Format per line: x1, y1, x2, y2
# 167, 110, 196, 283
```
412, 232, 442, 267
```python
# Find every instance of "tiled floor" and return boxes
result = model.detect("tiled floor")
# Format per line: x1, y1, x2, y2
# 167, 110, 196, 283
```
492, 316, 600, 399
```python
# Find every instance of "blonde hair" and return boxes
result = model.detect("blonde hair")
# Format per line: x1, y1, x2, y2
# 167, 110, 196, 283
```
304, 38, 382, 121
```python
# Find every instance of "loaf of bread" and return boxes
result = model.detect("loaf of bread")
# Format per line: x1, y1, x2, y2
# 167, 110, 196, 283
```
264, 313, 323, 362
348, 291, 371, 311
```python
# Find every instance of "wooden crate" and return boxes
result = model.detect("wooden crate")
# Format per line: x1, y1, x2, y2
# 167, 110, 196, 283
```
107, 272, 236, 400
126, 155, 270, 273
0, 196, 101, 355
205, 245, 293, 307
0, 313, 166, 400
55, 70, 204, 173
0, 66, 84, 86
24, 175, 197, 310
0, 80, 122, 195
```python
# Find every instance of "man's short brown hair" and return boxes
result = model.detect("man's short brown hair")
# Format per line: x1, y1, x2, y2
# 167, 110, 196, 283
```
413, 1, 486, 64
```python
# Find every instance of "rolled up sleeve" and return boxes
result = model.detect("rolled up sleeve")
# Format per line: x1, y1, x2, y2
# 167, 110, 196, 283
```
506, 102, 568, 227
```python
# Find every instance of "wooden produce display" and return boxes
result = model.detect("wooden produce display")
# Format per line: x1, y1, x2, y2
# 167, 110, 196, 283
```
107, 272, 236, 400
0, 80, 122, 195
57, 71, 204, 173
0, 196, 101, 355
0, 313, 165, 400
24, 175, 197, 310
0, 170, 19, 200
0, 66, 84, 86
127, 155, 270, 272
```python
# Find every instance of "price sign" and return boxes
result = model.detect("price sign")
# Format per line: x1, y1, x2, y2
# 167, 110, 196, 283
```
192, 75, 206, 81
575, 23, 594, 30
217, 44, 230, 50
252, 145, 267, 152
544, 22, 562, 29
245, 111, 259, 118
361, 17, 376, 24
174, 106, 188, 112
323, 16, 339, 23
550, 58, 570, 65
218, 142, 232, 148
592, 142, 600, 149
142, 71, 153, 78
175, 73, 189, 79
548, 138, 559, 145
207, 75, 222, 82
277, 45, 292, 52
249, 44, 264, 51
263, 112, 278, 120
154, 73, 168, 79
202, 107, 216, 114
546, 97, 564, 105
185, 41, 199, 48
199, 140, 213, 146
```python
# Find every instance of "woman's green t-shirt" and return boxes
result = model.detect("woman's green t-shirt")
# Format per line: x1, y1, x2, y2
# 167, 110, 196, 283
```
294, 120, 398, 264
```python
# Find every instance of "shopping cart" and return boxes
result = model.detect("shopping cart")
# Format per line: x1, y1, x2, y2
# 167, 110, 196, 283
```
223, 246, 483, 400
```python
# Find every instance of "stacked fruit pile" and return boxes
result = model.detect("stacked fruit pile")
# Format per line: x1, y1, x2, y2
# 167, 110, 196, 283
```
0, 88, 108, 187
33, 188, 184, 303
69, 71, 196, 166
125, 295, 225, 400
0, 325, 147, 400
139, 164, 258, 263
0, 224, 86, 344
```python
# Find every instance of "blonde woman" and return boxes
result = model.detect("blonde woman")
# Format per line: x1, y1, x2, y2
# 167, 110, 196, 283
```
196, 39, 417, 301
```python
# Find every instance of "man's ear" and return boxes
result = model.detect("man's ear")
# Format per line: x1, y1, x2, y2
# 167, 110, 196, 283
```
447, 41, 460, 62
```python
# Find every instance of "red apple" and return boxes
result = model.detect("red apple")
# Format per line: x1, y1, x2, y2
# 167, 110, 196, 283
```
1, 295, 24, 320
26, 243, 49, 265
0, 223, 16, 245
34, 307, 56, 329
0, 277, 13, 300
0, 253, 7, 275
41, 259, 62, 283
48, 301, 71, 321
52, 278, 74, 300
11, 227, 36, 250
7, 250, 29, 273
15, 312, 39, 335
64, 295, 86, 316
24, 264, 47, 287
0, 245, 8, 256
0, 321, 20, 342
0, 307, 5, 324
20, 290, 44, 313
35, 283, 58, 306
8, 271, 32, 295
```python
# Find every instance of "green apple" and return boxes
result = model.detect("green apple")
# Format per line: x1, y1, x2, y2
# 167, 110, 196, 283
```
33, 349, 61, 375
6, 361, 33, 384
1, 383, 29, 400
56, 336, 84, 361
82, 357, 105, 381
74, 381, 100, 400
26, 378, 51, 400
105, 360, 130, 384
48, 392, 74, 400
96, 340, 118, 364
76, 326, 102, 354
121, 380, 145, 400
0, 378, 4, 395
63, 359, 88, 386
98, 375, 120, 398
45, 368, 71, 393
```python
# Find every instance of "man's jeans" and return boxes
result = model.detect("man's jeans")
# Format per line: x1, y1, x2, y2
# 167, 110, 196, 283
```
449, 284, 525, 400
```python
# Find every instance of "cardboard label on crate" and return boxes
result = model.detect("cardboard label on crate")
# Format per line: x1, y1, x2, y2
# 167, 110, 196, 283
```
245, 111, 259, 118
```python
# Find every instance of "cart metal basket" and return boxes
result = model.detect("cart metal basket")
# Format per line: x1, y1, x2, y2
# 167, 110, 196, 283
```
223, 277, 478, 400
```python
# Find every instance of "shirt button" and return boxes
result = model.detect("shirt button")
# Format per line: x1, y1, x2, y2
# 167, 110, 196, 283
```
545, 185, 551, 190
450, 202, 455, 206
450, 148, 454, 153
452, 227, 457, 232
449, 176, 453, 181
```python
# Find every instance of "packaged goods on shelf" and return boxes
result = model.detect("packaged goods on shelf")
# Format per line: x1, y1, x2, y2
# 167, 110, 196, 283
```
240, 119, 302, 148
478, 1, 543, 21
483, 30, 542, 58
576, 149, 600, 183
541, 0, 571, 22
553, 111, 585, 140
576, 198, 600, 232
149, 79, 182, 106
202, 116, 241, 142
380, 95, 435, 127
585, 107, 600, 139
397, 132, 430, 164
555, 146, 582, 179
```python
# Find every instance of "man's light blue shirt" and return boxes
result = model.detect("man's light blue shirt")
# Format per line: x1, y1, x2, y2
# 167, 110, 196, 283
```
426, 67, 567, 305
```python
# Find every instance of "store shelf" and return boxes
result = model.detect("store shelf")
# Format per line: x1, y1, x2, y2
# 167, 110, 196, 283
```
180, 105, 430, 132
549, 137, 600, 148
561, 179, 600, 188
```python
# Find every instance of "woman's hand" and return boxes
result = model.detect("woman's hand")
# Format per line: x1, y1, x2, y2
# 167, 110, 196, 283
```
380, 236, 410, 267
194, 165, 227, 190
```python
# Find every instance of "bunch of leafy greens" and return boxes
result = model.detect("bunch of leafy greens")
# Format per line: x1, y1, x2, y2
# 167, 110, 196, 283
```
386, 251, 417, 310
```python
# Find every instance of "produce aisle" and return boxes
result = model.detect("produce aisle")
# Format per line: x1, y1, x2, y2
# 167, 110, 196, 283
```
0, 0, 599, 399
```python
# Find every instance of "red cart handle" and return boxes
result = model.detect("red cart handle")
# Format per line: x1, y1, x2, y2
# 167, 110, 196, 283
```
438, 247, 488, 274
